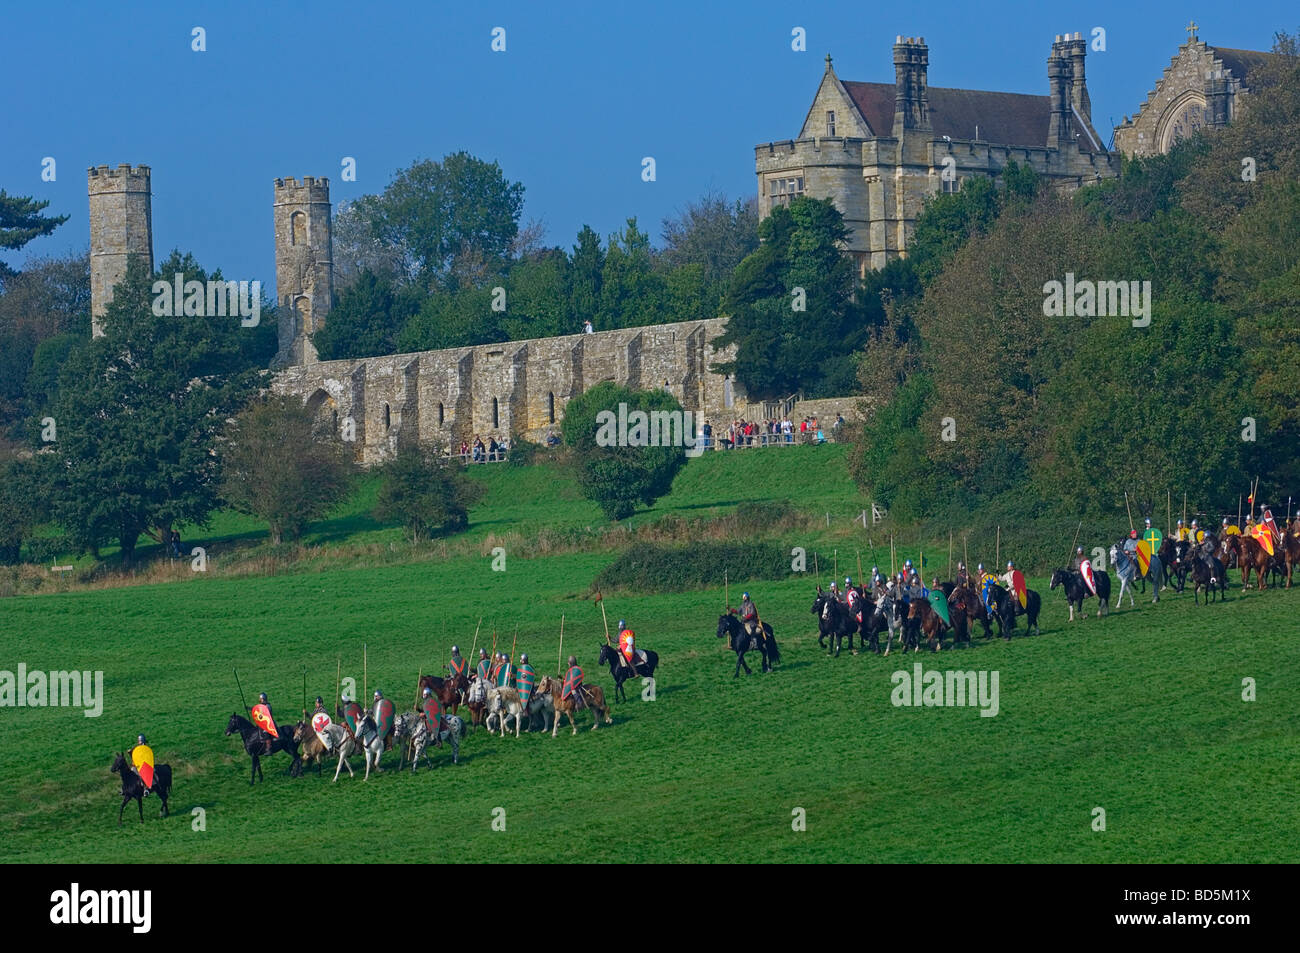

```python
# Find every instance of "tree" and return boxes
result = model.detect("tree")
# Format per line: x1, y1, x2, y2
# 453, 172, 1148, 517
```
0, 457, 43, 564
502, 248, 571, 341
560, 381, 689, 520
0, 191, 69, 285
568, 225, 604, 328
715, 197, 862, 399
598, 218, 668, 330
44, 257, 262, 562
372, 446, 485, 542
368, 152, 525, 289
219, 394, 354, 545
661, 193, 759, 314
331, 195, 408, 290
312, 269, 418, 360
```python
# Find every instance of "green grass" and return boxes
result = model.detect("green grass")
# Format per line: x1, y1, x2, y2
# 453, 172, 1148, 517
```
2, 444, 1296, 862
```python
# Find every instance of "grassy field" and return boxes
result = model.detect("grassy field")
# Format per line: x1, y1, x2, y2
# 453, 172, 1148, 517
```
2, 445, 1297, 863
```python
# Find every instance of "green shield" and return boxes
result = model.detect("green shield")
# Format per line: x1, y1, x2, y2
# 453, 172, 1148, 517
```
929, 590, 951, 626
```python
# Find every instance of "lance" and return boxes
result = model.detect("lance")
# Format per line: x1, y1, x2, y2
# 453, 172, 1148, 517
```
834, 549, 838, 580
857, 550, 863, 581
1125, 491, 1134, 533
510, 626, 518, 669
1167, 488, 1171, 535
234, 668, 250, 717
948, 530, 953, 579
490, 629, 498, 671
363, 643, 368, 705
1183, 491, 1187, 528
558, 614, 565, 674
1238, 494, 1242, 528
996, 526, 1000, 567
724, 571, 729, 611
963, 535, 969, 574
891, 535, 896, 576
598, 594, 612, 646
413, 668, 422, 712
335, 658, 340, 710
302, 666, 307, 716
469, 617, 481, 668
1068, 521, 1082, 565
813, 551, 819, 580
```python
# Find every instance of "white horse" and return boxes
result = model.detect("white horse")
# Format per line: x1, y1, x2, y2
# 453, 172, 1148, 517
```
485, 687, 528, 737
329, 714, 384, 781
393, 711, 463, 770
526, 686, 553, 733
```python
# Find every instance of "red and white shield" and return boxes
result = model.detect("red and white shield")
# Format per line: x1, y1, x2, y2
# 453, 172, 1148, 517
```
311, 711, 332, 746
1080, 559, 1098, 596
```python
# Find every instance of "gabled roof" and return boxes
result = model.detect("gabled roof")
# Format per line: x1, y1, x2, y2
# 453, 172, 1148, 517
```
1206, 46, 1279, 82
841, 81, 1102, 152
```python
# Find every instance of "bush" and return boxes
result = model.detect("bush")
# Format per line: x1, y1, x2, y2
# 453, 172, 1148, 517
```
506, 436, 543, 468
592, 540, 790, 594
373, 446, 486, 542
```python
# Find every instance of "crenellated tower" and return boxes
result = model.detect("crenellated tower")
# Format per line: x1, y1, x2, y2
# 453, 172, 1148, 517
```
273, 176, 333, 366
87, 164, 153, 337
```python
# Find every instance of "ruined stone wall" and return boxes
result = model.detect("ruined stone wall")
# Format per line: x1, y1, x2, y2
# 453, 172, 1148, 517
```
272, 318, 739, 464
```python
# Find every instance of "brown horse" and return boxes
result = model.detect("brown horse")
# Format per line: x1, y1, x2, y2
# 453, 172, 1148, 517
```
418, 673, 466, 716
1280, 525, 1300, 588
946, 585, 992, 640
537, 675, 611, 736
907, 599, 948, 652
1223, 535, 1271, 591
292, 720, 331, 776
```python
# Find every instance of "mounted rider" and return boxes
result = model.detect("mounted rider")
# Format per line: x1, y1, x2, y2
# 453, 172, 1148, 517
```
1070, 546, 1087, 573
955, 561, 970, 589
516, 653, 537, 708
617, 619, 640, 675
421, 686, 444, 748
977, 563, 998, 614
495, 652, 514, 688
340, 692, 363, 733
448, 645, 467, 680
130, 732, 154, 797
1175, 518, 1188, 542
252, 692, 278, 750
562, 655, 586, 710
1123, 529, 1139, 557
475, 648, 491, 683
842, 579, 864, 628
1260, 505, 1281, 546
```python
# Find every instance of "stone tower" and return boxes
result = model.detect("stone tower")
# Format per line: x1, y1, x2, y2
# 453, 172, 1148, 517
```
273, 176, 333, 366
87, 164, 153, 337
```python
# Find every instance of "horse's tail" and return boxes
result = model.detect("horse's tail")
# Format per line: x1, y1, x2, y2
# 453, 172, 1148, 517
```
764, 625, 781, 663
154, 764, 172, 797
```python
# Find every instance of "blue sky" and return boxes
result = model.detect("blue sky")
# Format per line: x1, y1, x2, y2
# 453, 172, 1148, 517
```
4, 0, 1294, 293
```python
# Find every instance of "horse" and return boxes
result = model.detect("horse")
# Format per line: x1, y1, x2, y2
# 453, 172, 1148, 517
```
292, 720, 331, 776
110, 752, 171, 826
811, 588, 857, 657
537, 675, 611, 736
716, 612, 781, 675
949, 584, 995, 640
597, 643, 660, 703
907, 598, 948, 652
347, 713, 386, 780
1110, 544, 1161, 607
527, 681, 554, 733
1049, 568, 1111, 620
1157, 538, 1192, 592
1185, 551, 1228, 605
862, 589, 902, 654
1223, 535, 1270, 591
1281, 526, 1300, 588
393, 710, 463, 769
485, 686, 527, 737
462, 674, 489, 729
1009, 585, 1042, 637
418, 673, 465, 715
225, 712, 302, 785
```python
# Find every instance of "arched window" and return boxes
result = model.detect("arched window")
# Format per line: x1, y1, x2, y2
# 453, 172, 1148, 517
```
438, 402, 445, 425
291, 211, 307, 246
383, 403, 391, 430
492, 397, 499, 428
547, 392, 555, 423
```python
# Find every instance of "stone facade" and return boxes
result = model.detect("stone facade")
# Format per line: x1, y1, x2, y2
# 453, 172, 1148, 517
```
271, 319, 741, 464
756, 34, 1118, 274
273, 176, 334, 366
1113, 27, 1277, 158
87, 164, 153, 337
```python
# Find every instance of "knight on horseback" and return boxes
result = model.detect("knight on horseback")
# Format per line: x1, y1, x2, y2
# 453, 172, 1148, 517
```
842, 580, 864, 630
562, 656, 586, 710
448, 645, 467, 680
977, 563, 998, 615
131, 733, 152, 797
955, 561, 970, 588
496, 652, 514, 688
516, 653, 537, 712
255, 692, 276, 750
617, 619, 639, 676
421, 686, 444, 748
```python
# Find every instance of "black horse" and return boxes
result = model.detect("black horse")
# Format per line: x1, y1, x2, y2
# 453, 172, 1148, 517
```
716, 613, 781, 676
598, 643, 660, 702
811, 588, 858, 657
1186, 552, 1228, 605
986, 583, 1042, 638
225, 712, 302, 785
1049, 568, 1111, 620
110, 752, 171, 825
1158, 539, 1192, 593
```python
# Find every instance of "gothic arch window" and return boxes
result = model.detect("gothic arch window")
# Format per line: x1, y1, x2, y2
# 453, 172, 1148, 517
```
492, 397, 500, 428
1157, 93, 1207, 153
291, 211, 307, 246
547, 392, 556, 423
826, 110, 836, 137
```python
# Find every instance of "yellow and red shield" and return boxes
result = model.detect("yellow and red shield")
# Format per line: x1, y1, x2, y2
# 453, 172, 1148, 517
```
1011, 570, 1027, 609
1225, 525, 1241, 536
1135, 540, 1152, 576
1252, 525, 1275, 556
251, 703, 279, 739
132, 744, 155, 789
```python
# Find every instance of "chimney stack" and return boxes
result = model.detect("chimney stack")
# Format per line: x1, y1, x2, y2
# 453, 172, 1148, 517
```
892, 36, 931, 138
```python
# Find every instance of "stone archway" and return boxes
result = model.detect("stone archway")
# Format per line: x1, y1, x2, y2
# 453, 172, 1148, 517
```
1156, 91, 1207, 153
304, 388, 338, 437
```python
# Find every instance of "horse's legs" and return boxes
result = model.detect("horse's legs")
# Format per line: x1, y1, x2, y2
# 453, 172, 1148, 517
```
250, 753, 259, 786
137, 795, 144, 823
119, 796, 128, 826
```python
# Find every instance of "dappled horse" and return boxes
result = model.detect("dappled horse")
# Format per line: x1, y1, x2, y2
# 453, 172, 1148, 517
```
225, 712, 301, 785
862, 589, 902, 654
1110, 543, 1162, 607
716, 612, 781, 675
110, 752, 171, 825
1049, 568, 1111, 621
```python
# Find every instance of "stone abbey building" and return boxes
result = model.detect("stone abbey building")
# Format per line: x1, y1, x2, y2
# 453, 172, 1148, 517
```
755, 33, 1119, 273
